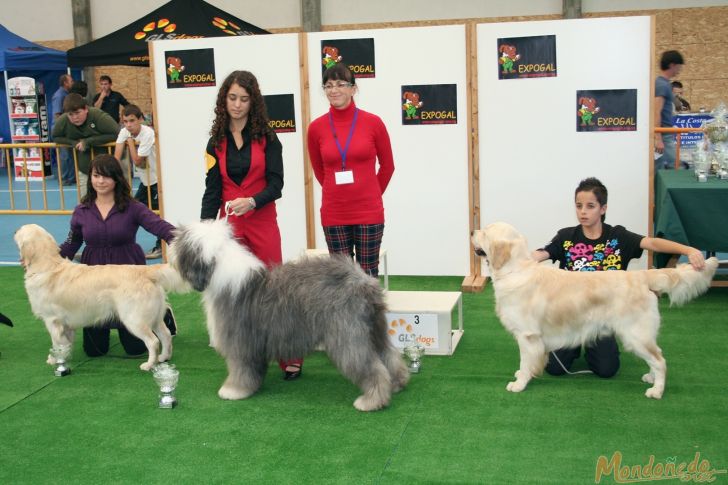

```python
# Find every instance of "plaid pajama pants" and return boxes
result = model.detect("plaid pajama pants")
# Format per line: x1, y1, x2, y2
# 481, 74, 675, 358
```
323, 224, 385, 277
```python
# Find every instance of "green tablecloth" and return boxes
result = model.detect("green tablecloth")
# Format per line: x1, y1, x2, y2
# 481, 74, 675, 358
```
654, 170, 728, 267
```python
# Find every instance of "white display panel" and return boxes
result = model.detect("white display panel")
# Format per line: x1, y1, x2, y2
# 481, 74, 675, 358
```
150, 33, 307, 262
307, 25, 471, 276
477, 17, 652, 271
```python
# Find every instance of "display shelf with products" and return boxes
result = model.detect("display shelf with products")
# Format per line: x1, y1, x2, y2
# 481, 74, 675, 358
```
7, 76, 51, 181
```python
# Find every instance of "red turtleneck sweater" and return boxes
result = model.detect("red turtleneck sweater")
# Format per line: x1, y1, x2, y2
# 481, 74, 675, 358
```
307, 101, 394, 225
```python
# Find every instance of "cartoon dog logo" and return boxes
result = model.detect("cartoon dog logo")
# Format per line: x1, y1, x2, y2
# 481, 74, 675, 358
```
498, 44, 521, 74
402, 92, 424, 120
166, 56, 185, 83
322, 46, 342, 69
578, 97, 601, 126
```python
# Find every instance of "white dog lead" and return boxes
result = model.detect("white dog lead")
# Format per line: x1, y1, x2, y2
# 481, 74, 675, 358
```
224, 201, 235, 221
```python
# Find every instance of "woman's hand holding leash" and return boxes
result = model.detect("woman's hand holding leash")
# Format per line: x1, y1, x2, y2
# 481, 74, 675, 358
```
224, 197, 256, 218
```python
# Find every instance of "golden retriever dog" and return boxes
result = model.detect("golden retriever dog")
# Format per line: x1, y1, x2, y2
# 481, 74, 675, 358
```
14, 224, 188, 371
472, 222, 718, 399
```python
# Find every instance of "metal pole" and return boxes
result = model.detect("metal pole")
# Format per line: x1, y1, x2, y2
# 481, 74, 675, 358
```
71, 0, 94, 98
563, 0, 582, 19
301, 0, 322, 33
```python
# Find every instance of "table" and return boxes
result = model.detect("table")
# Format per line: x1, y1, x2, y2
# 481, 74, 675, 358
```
654, 170, 728, 281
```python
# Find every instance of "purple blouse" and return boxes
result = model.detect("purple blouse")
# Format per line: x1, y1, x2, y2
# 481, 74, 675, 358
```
59, 200, 175, 266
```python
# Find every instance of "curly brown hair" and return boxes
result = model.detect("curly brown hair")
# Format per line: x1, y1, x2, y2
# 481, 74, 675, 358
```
209, 71, 272, 147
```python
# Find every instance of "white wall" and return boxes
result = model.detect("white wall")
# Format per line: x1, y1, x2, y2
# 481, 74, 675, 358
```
307, 25, 470, 276
478, 16, 652, 271
6, 0, 728, 41
319, 0, 562, 25
150, 33, 307, 262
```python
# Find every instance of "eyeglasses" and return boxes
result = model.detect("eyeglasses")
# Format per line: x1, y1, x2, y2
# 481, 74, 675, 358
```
323, 82, 353, 91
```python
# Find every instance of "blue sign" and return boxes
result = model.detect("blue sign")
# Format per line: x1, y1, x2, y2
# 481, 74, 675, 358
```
673, 113, 711, 147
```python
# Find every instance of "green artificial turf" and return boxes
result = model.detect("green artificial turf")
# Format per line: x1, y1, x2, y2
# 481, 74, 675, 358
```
0, 266, 726, 484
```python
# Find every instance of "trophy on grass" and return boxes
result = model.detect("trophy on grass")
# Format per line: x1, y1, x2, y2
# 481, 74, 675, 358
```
50, 344, 72, 377
404, 334, 425, 374
152, 363, 179, 409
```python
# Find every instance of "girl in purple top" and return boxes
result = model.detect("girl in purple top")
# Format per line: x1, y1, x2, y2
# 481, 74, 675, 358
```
60, 154, 176, 358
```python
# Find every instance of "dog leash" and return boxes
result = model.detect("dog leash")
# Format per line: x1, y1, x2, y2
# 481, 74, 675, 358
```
550, 351, 593, 375
224, 201, 234, 222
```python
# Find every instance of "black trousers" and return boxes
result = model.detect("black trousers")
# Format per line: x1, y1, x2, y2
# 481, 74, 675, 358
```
545, 334, 620, 378
82, 308, 176, 357
83, 325, 147, 357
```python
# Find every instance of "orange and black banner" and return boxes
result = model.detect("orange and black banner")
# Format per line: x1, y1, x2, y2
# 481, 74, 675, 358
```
164, 48, 216, 89
497, 35, 557, 80
401, 84, 457, 126
576, 89, 637, 132
264, 94, 296, 133
320, 38, 376, 79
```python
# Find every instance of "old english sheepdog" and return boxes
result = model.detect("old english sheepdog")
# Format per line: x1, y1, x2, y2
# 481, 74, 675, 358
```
169, 220, 409, 411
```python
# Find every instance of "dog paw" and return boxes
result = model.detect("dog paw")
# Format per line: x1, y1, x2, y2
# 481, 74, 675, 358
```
353, 395, 386, 412
46, 355, 57, 365
218, 385, 253, 400
139, 362, 154, 371
641, 373, 655, 384
391, 370, 410, 393
645, 387, 663, 399
506, 381, 526, 392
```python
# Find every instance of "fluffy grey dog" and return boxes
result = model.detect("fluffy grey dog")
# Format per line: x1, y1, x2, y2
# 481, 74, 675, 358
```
169, 220, 409, 411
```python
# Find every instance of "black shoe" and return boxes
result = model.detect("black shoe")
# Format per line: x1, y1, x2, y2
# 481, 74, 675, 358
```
283, 364, 302, 380
0, 312, 13, 327
163, 307, 177, 336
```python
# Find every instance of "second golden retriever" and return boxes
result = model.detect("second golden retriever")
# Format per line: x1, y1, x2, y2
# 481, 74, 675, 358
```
472, 222, 718, 399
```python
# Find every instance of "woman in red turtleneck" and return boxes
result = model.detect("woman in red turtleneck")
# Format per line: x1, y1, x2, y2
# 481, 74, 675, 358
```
307, 63, 395, 277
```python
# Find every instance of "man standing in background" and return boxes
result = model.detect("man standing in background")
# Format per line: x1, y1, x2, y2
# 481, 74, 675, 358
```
51, 74, 75, 185
93, 75, 129, 124
654, 50, 684, 170
671, 81, 691, 112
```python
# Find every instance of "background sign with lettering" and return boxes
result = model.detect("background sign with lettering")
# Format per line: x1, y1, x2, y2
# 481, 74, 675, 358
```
576, 89, 638, 132
263, 94, 296, 133
497, 35, 557, 80
673, 113, 711, 147
319, 38, 376, 79
164, 48, 216, 89
400, 84, 458, 125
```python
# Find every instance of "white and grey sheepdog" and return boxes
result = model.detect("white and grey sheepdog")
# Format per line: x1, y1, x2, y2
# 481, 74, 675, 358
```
169, 220, 409, 411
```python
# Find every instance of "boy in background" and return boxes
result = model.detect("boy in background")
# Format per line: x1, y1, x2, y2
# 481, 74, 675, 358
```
114, 104, 162, 259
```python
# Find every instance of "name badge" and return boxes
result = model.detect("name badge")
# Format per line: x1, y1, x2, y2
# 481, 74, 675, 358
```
335, 170, 354, 185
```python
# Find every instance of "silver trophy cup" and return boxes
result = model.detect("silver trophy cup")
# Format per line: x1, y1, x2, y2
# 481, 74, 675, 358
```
50, 344, 72, 377
404, 340, 425, 374
152, 363, 179, 408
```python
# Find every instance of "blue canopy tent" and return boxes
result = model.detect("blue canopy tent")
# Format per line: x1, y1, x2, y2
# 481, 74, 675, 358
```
0, 24, 73, 149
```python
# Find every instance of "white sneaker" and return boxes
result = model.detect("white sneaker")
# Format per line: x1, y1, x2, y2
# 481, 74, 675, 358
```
145, 247, 162, 259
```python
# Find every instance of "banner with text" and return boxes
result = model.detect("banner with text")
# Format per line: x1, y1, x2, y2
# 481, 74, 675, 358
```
497, 35, 557, 80
576, 89, 638, 132
164, 48, 216, 88
673, 113, 711, 147
263, 94, 296, 133
319, 38, 376, 79
401, 84, 458, 125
